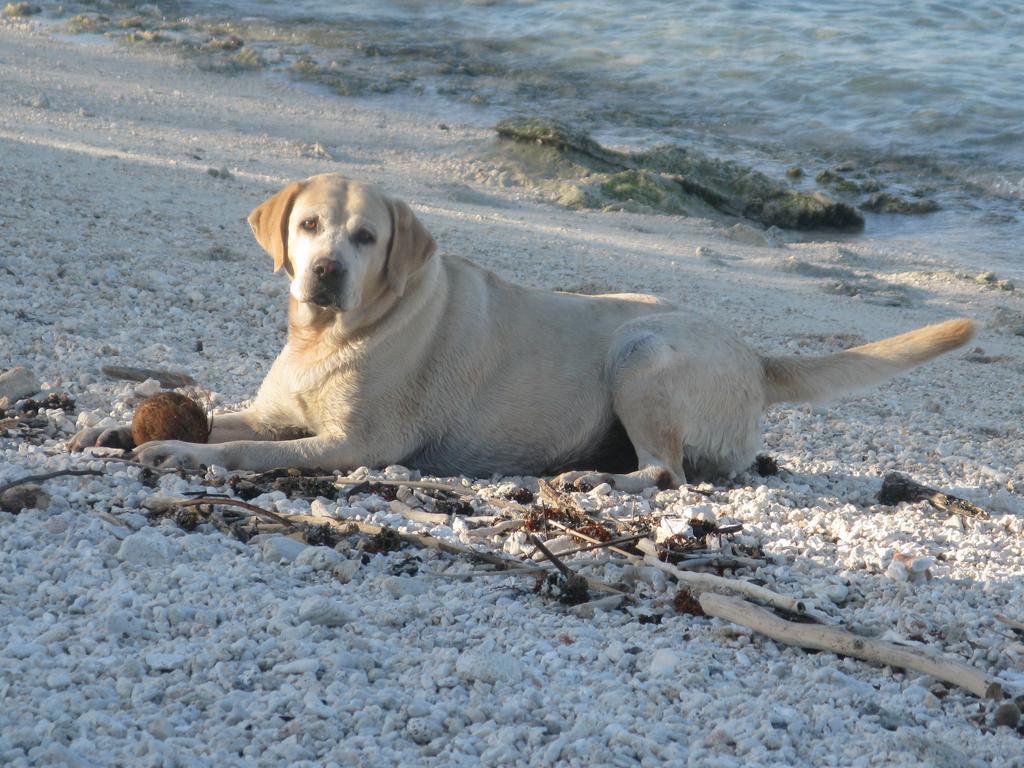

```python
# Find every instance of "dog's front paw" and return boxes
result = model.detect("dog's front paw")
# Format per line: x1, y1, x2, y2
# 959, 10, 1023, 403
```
133, 440, 218, 470
69, 424, 134, 452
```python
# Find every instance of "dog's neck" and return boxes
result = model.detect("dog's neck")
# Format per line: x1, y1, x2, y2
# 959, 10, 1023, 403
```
286, 257, 441, 364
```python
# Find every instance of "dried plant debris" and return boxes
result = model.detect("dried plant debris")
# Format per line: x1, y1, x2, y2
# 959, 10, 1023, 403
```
523, 504, 589, 532
673, 588, 705, 616
303, 522, 343, 548
502, 486, 535, 504
431, 497, 475, 516
229, 468, 339, 500
653, 515, 746, 565
576, 522, 614, 542
364, 481, 399, 501
17, 393, 76, 415
755, 454, 779, 476
1, 392, 77, 444
878, 472, 989, 519
534, 572, 590, 606
658, 534, 707, 563
358, 527, 403, 555
389, 554, 421, 577
172, 505, 202, 532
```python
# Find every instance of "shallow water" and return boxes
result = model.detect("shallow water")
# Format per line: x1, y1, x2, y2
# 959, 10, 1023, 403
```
44, 0, 1024, 276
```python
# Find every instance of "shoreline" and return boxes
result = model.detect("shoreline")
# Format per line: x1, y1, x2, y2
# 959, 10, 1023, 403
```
2, 20, 1024, 767
10, 2, 1024, 281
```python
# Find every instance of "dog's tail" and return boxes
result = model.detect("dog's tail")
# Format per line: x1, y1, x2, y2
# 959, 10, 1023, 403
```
761, 318, 975, 405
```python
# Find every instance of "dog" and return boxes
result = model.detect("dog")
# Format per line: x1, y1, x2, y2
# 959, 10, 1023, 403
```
71, 174, 976, 491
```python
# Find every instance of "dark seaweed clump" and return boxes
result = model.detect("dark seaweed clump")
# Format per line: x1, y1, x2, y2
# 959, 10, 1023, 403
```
492, 117, 865, 232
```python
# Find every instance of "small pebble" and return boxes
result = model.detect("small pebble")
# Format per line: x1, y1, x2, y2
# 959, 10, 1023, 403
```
994, 701, 1021, 728
0, 484, 50, 514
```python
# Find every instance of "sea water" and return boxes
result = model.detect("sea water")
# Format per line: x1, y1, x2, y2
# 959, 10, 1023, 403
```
43, 0, 1024, 277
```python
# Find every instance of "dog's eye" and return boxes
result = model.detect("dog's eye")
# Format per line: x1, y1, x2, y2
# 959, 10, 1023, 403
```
353, 228, 376, 246
300, 217, 319, 233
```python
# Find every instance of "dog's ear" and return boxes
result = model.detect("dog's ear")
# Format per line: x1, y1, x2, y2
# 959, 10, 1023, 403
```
385, 198, 436, 297
247, 181, 305, 276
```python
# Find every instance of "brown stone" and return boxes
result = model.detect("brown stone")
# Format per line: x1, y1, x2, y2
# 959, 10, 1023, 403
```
131, 392, 210, 445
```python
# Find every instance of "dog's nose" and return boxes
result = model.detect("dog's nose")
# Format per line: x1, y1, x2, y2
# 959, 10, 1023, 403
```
311, 258, 336, 279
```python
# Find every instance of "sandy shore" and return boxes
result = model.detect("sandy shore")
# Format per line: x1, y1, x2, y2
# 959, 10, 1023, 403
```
2, 18, 1024, 767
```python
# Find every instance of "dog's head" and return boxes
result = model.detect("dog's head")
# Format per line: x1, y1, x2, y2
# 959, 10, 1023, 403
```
247, 174, 436, 312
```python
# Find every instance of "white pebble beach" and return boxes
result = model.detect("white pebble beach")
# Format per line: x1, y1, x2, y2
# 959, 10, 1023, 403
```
2, 16, 1023, 768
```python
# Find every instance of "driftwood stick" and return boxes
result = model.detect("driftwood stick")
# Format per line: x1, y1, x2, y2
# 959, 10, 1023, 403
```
700, 592, 1002, 700
101, 364, 195, 388
878, 472, 988, 519
388, 499, 450, 526
289, 514, 623, 595
465, 519, 526, 538
271, 512, 538, 574
0, 414, 37, 429
90, 455, 193, 475
175, 496, 299, 528
996, 614, 1024, 633
550, 533, 648, 559
534, 480, 639, 556
426, 566, 550, 579
530, 534, 595, 605
545, 519, 640, 559
334, 475, 478, 498
640, 546, 805, 615
529, 534, 576, 580
0, 468, 103, 495
672, 555, 765, 571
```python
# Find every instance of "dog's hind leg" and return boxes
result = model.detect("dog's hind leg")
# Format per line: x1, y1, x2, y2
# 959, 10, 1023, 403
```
555, 458, 679, 494
599, 316, 766, 491
604, 330, 689, 490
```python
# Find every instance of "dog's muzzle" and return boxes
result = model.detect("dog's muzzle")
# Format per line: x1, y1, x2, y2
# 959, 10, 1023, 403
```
308, 258, 345, 307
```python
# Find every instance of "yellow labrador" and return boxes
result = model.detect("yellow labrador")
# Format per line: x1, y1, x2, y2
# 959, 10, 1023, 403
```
71, 174, 975, 490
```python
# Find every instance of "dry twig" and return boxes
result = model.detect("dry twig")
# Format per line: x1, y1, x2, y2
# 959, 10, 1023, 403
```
175, 496, 299, 528
286, 514, 624, 595
700, 592, 1002, 700
671, 554, 765, 571
545, 518, 639, 559
640, 543, 806, 616
388, 499, 451, 526
529, 534, 576, 580
550, 533, 648, 559
464, 519, 526, 538
878, 472, 988, 519
995, 614, 1024, 634
529, 534, 591, 605
334, 475, 478, 498
101, 364, 195, 388
0, 468, 103, 496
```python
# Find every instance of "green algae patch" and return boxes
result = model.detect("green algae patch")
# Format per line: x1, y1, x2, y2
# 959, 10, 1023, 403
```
2, 3, 39, 17
490, 117, 865, 231
860, 192, 939, 215
123, 29, 168, 45
495, 117, 616, 167
64, 14, 111, 34
231, 48, 266, 70
814, 169, 862, 195
602, 171, 688, 214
